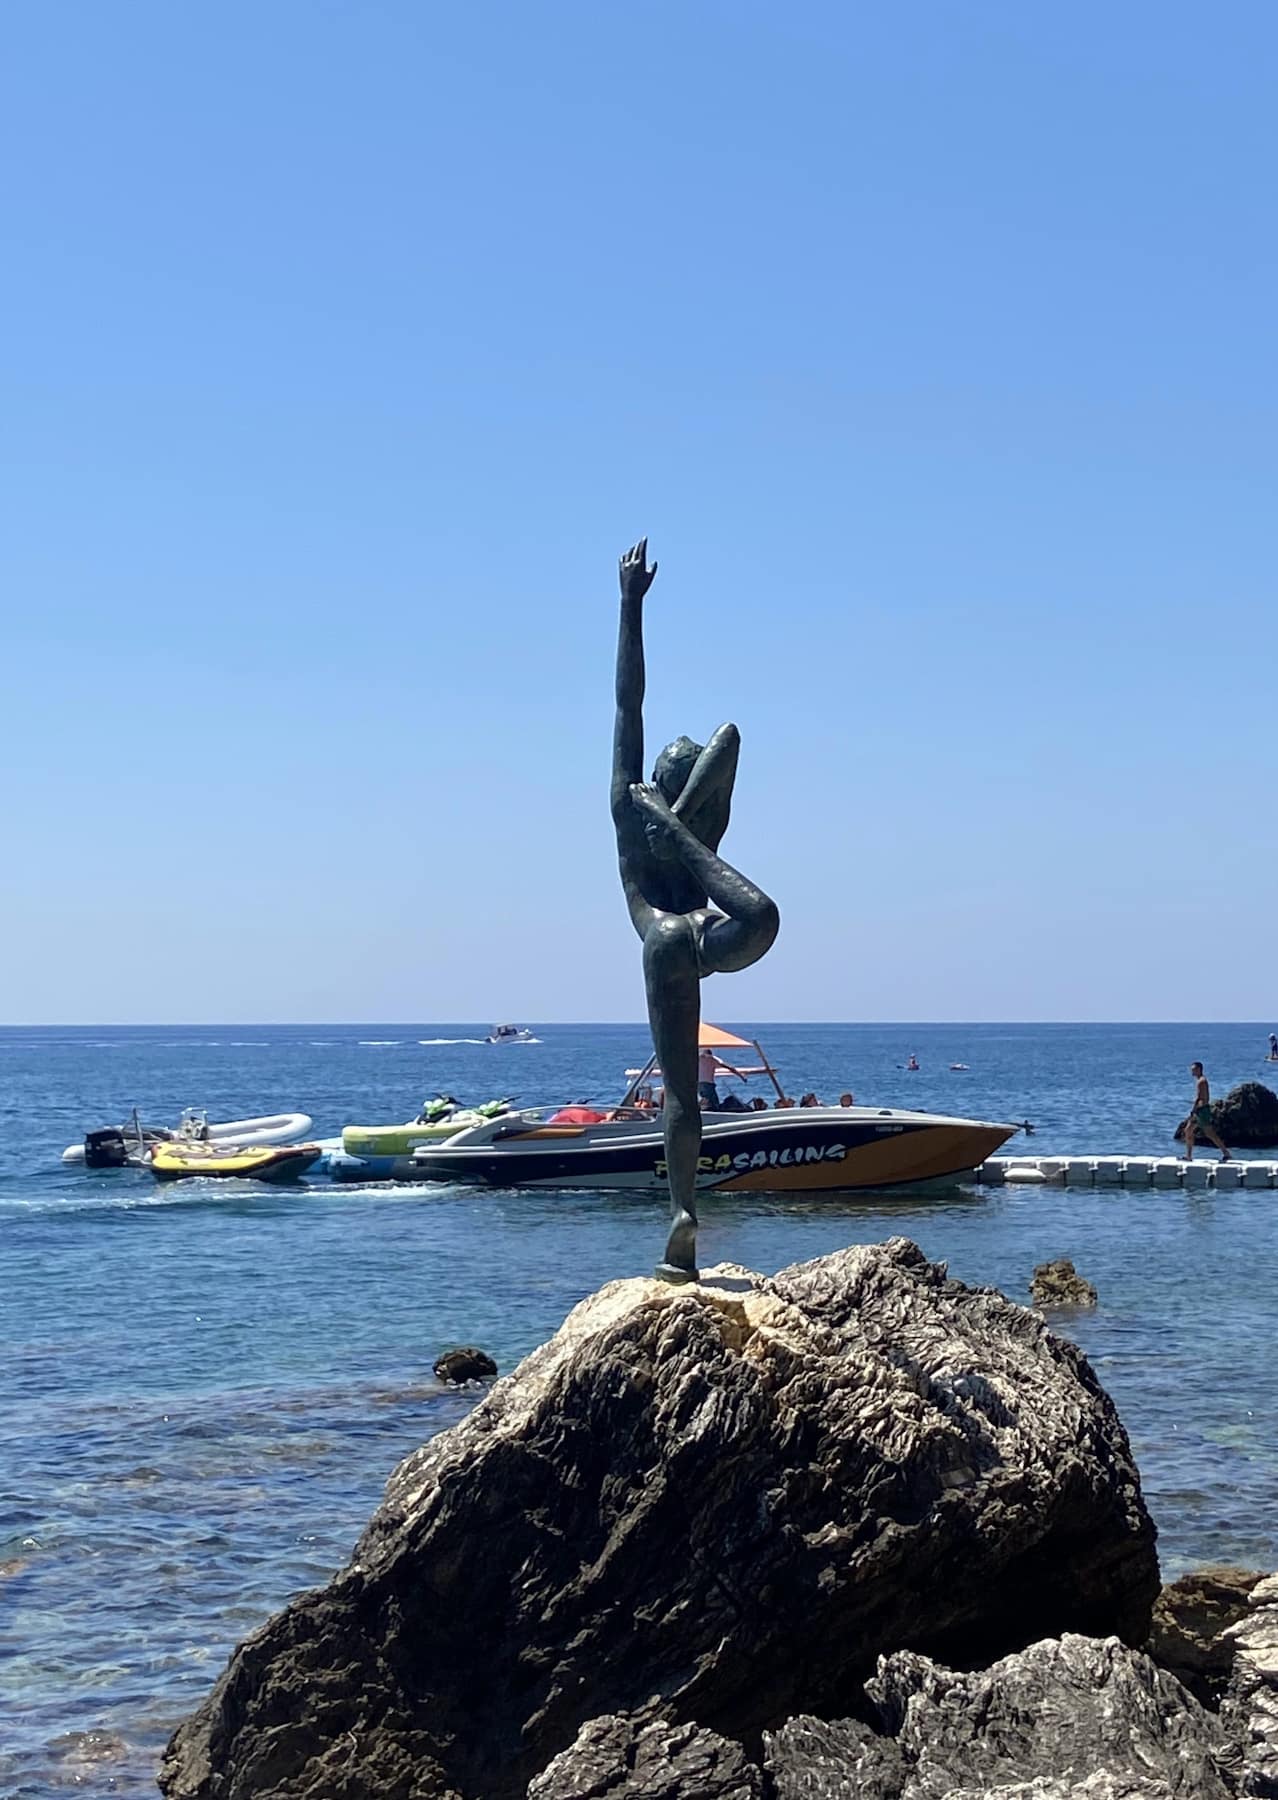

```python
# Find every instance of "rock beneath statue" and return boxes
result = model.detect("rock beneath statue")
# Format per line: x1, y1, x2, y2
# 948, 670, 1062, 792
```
1147, 1564, 1266, 1702
1030, 1258, 1098, 1307
433, 1347, 498, 1384
529, 1711, 763, 1800
160, 1238, 1158, 1800
1174, 1080, 1278, 1147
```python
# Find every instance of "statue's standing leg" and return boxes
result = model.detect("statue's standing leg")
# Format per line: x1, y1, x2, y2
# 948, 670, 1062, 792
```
642, 914, 702, 1282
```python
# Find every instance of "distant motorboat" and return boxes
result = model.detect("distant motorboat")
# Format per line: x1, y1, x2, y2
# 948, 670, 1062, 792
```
485, 1025, 538, 1045
62, 1108, 313, 1168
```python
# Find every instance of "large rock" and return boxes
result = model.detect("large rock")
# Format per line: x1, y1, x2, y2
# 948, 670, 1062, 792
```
160, 1239, 1159, 1800
1174, 1082, 1278, 1147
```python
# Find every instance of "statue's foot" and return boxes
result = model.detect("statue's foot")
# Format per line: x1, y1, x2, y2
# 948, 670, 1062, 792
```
657, 1209, 698, 1284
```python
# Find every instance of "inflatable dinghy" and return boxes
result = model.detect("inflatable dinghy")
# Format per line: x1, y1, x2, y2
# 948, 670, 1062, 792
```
62, 1110, 313, 1166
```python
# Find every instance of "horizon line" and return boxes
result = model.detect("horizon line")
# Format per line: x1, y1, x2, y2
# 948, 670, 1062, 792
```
2, 1019, 1275, 1031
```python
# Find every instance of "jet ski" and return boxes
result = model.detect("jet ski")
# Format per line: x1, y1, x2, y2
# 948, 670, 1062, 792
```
149, 1141, 323, 1183
333, 1096, 516, 1181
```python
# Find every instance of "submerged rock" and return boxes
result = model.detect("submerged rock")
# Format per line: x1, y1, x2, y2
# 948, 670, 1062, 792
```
432, 1346, 498, 1384
1030, 1259, 1099, 1308
1174, 1081, 1278, 1147
160, 1239, 1158, 1800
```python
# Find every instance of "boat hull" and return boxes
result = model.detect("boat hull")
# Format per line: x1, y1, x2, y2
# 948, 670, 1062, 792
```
409, 1107, 1014, 1194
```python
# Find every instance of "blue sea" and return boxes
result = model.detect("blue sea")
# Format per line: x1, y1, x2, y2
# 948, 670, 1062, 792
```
4, 1021, 1278, 1798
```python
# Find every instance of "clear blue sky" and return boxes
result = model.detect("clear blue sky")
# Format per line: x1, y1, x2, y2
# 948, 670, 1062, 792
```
4, 2, 1275, 1023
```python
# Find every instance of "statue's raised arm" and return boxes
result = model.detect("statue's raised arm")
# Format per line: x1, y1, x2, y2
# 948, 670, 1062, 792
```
611, 537, 657, 824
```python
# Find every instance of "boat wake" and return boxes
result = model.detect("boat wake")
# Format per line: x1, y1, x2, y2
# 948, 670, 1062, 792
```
418, 1037, 489, 1046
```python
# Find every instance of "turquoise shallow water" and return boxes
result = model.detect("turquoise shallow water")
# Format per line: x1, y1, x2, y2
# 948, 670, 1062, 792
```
4, 1021, 1278, 1797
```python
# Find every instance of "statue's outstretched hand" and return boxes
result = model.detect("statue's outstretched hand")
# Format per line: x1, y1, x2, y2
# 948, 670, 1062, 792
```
619, 538, 658, 602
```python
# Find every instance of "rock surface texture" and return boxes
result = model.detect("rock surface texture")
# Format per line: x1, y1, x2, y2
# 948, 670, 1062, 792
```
1222, 1572, 1278, 1797
536, 1637, 1237, 1799
1030, 1259, 1099, 1308
160, 1239, 1158, 1800
1174, 1082, 1278, 1147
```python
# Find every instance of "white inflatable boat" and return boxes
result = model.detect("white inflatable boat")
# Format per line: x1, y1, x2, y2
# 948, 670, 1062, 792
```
61, 1109, 314, 1166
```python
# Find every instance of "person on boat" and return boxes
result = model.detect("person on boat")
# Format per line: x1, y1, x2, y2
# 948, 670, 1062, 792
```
697, 1046, 737, 1111
749, 1097, 769, 1111
1268, 1033, 1277, 1061
838, 1092, 856, 1107
1183, 1062, 1231, 1163
612, 539, 780, 1277
799, 1092, 821, 1107
775, 1095, 797, 1109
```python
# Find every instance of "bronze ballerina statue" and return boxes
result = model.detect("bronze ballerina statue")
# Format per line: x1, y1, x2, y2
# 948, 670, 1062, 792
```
611, 539, 780, 1281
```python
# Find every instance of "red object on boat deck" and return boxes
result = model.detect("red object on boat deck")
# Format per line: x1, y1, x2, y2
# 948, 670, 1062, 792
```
548, 1107, 607, 1125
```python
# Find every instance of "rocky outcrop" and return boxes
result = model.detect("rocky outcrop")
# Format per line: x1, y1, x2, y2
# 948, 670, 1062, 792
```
1148, 1566, 1265, 1701
160, 1239, 1158, 1800
1221, 1571, 1278, 1796
531, 1636, 1235, 1799
1174, 1082, 1278, 1147
1030, 1259, 1098, 1308
528, 1712, 763, 1800
432, 1346, 498, 1384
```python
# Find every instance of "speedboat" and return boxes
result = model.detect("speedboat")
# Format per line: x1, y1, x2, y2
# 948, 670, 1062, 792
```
332, 1096, 516, 1181
149, 1141, 323, 1183
62, 1108, 314, 1168
486, 1025, 537, 1045
408, 1025, 1014, 1194
408, 1103, 1014, 1193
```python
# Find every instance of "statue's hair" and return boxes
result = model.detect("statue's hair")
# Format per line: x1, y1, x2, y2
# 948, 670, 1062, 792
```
652, 735, 703, 803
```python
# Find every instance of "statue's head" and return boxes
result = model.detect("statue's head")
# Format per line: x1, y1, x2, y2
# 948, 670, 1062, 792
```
652, 735, 702, 804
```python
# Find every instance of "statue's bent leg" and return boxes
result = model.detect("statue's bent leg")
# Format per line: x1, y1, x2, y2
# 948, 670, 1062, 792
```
642, 913, 702, 1282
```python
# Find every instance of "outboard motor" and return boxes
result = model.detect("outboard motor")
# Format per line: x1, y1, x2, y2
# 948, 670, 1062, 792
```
84, 1127, 129, 1169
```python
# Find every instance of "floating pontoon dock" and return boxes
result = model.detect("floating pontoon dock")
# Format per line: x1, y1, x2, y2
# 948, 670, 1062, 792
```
977, 1156, 1278, 1189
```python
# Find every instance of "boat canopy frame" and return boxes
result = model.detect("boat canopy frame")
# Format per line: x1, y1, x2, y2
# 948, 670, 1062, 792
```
621, 1024, 786, 1106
